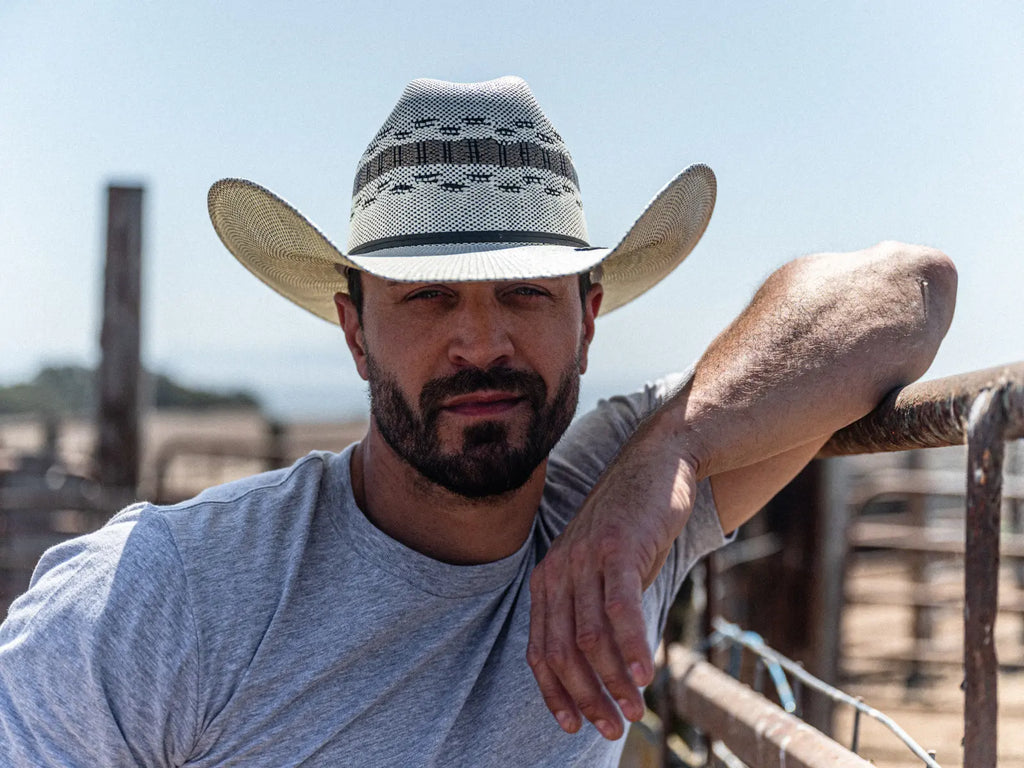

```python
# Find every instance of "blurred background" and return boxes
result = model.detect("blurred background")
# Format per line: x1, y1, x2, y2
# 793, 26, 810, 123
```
1, 2, 1022, 766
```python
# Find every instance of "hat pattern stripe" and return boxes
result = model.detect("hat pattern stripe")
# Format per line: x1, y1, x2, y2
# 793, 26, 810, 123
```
349, 229, 590, 255
352, 137, 579, 198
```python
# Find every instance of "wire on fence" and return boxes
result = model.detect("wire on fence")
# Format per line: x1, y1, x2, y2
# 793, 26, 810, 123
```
706, 617, 942, 768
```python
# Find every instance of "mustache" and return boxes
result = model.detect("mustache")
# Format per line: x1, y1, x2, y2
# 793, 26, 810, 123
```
419, 367, 548, 417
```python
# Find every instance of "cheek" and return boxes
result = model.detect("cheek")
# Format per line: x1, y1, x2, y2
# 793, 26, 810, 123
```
363, 338, 438, 410
518, 314, 585, 369
366, 312, 445, 362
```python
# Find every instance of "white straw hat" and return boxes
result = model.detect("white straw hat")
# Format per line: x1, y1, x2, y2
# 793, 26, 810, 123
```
208, 76, 716, 322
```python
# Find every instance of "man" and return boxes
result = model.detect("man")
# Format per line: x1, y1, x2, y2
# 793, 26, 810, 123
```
0, 77, 955, 766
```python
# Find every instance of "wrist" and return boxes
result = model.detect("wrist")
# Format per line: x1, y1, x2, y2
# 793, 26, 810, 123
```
637, 403, 710, 482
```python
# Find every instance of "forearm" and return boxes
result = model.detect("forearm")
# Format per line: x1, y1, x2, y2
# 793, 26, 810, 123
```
527, 241, 957, 738
648, 241, 957, 479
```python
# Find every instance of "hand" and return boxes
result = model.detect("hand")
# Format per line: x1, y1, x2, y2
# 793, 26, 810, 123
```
526, 437, 699, 740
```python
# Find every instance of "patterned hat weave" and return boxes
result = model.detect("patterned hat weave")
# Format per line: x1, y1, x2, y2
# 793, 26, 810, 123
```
208, 76, 716, 323
348, 77, 589, 256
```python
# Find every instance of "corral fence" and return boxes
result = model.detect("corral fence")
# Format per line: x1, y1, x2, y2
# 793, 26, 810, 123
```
652, 362, 1023, 768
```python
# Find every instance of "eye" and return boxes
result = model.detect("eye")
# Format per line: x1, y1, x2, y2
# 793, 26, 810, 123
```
405, 285, 451, 302
506, 284, 550, 298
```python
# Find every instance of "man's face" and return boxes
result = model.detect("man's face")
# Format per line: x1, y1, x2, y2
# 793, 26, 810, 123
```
338, 274, 601, 498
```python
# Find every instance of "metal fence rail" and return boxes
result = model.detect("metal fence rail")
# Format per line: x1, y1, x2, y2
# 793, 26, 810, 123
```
667, 643, 874, 768
819, 362, 1024, 768
706, 618, 941, 768
820, 364, 1024, 455
663, 363, 1022, 766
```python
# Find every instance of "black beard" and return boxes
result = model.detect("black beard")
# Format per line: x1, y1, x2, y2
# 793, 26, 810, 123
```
366, 357, 580, 498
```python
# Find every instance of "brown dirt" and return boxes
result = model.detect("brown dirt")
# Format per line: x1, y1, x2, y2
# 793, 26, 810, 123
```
836, 555, 1024, 767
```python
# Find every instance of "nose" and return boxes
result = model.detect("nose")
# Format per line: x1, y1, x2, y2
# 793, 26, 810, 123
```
447, 297, 515, 370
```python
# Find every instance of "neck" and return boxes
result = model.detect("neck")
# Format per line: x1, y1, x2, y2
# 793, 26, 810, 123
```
349, 426, 545, 565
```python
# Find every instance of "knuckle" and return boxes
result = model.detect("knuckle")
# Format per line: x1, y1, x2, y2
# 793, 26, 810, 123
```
526, 643, 544, 669
604, 596, 634, 622
544, 641, 573, 671
575, 697, 606, 722
602, 681, 635, 709
595, 533, 623, 562
574, 625, 602, 653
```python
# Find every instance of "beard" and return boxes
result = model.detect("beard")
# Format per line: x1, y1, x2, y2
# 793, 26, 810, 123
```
365, 354, 581, 499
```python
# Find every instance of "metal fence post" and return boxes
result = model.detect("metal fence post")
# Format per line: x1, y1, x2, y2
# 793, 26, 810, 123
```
963, 388, 1006, 768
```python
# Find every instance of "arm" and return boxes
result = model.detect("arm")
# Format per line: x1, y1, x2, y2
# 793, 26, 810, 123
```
527, 241, 957, 739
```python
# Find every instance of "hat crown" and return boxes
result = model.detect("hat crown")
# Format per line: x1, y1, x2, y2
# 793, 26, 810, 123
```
346, 77, 590, 255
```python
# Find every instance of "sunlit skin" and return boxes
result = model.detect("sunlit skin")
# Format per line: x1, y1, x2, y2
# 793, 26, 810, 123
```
334, 274, 603, 566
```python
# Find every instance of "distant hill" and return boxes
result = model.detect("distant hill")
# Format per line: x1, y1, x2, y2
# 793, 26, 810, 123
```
0, 365, 260, 415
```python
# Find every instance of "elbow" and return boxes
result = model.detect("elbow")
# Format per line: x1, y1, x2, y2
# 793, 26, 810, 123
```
872, 240, 958, 379
922, 248, 958, 330
874, 240, 957, 330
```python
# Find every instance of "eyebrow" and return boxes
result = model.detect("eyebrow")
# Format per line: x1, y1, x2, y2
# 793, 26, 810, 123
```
383, 280, 431, 289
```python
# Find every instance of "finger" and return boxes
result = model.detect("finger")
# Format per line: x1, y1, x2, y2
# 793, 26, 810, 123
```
528, 566, 581, 733
545, 566, 623, 739
603, 564, 654, 688
573, 569, 645, 724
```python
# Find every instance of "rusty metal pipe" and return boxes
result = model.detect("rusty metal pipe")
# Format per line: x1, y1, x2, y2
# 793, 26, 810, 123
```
820, 363, 1024, 456
963, 390, 1004, 768
667, 644, 875, 768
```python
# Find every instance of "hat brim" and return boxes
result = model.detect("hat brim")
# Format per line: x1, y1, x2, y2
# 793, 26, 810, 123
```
207, 164, 715, 322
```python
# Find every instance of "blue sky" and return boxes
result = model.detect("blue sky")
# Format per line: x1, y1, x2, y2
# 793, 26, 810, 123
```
2, 1, 1021, 419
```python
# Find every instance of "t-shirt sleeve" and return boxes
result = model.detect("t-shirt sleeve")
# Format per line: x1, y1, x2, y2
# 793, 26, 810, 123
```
543, 370, 731, 593
0, 506, 199, 767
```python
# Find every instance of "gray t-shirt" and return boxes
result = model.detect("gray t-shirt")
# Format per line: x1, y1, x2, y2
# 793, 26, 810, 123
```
0, 376, 727, 767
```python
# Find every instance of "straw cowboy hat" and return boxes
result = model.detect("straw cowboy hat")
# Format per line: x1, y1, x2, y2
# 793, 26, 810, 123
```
208, 76, 716, 322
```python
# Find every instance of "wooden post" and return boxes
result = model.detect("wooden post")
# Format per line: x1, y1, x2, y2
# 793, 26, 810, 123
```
95, 185, 144, 491
265, 420, 286, 472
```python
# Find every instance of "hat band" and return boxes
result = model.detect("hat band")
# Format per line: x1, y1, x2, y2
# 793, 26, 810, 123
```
353, 138, 580, 198
349, 230, 590, 255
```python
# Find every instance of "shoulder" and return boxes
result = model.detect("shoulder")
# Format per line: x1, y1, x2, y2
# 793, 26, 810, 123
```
135, 449, 349, 611
0, 450, 353, 763
540, 371, 694, 531
12, 449, 347, 659
0, 500, 200, 763
547, 371, 692, 488
159, 450, 337, 521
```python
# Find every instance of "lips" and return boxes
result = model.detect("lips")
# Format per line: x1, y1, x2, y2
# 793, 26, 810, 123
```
441, 391, 526, 416
419, 366, 547, 426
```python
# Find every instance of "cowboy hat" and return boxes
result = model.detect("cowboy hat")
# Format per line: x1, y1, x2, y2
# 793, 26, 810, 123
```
208, 76, 715, 322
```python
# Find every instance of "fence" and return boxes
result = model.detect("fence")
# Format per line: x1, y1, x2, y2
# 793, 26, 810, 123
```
663, 362, 1023, 767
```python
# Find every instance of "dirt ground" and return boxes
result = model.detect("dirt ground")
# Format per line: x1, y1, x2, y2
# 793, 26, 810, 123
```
837, 554, 1024, 767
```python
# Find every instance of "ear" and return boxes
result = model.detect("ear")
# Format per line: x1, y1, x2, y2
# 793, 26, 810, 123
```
578, 282, 603, 375
334, 292, 370, 381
